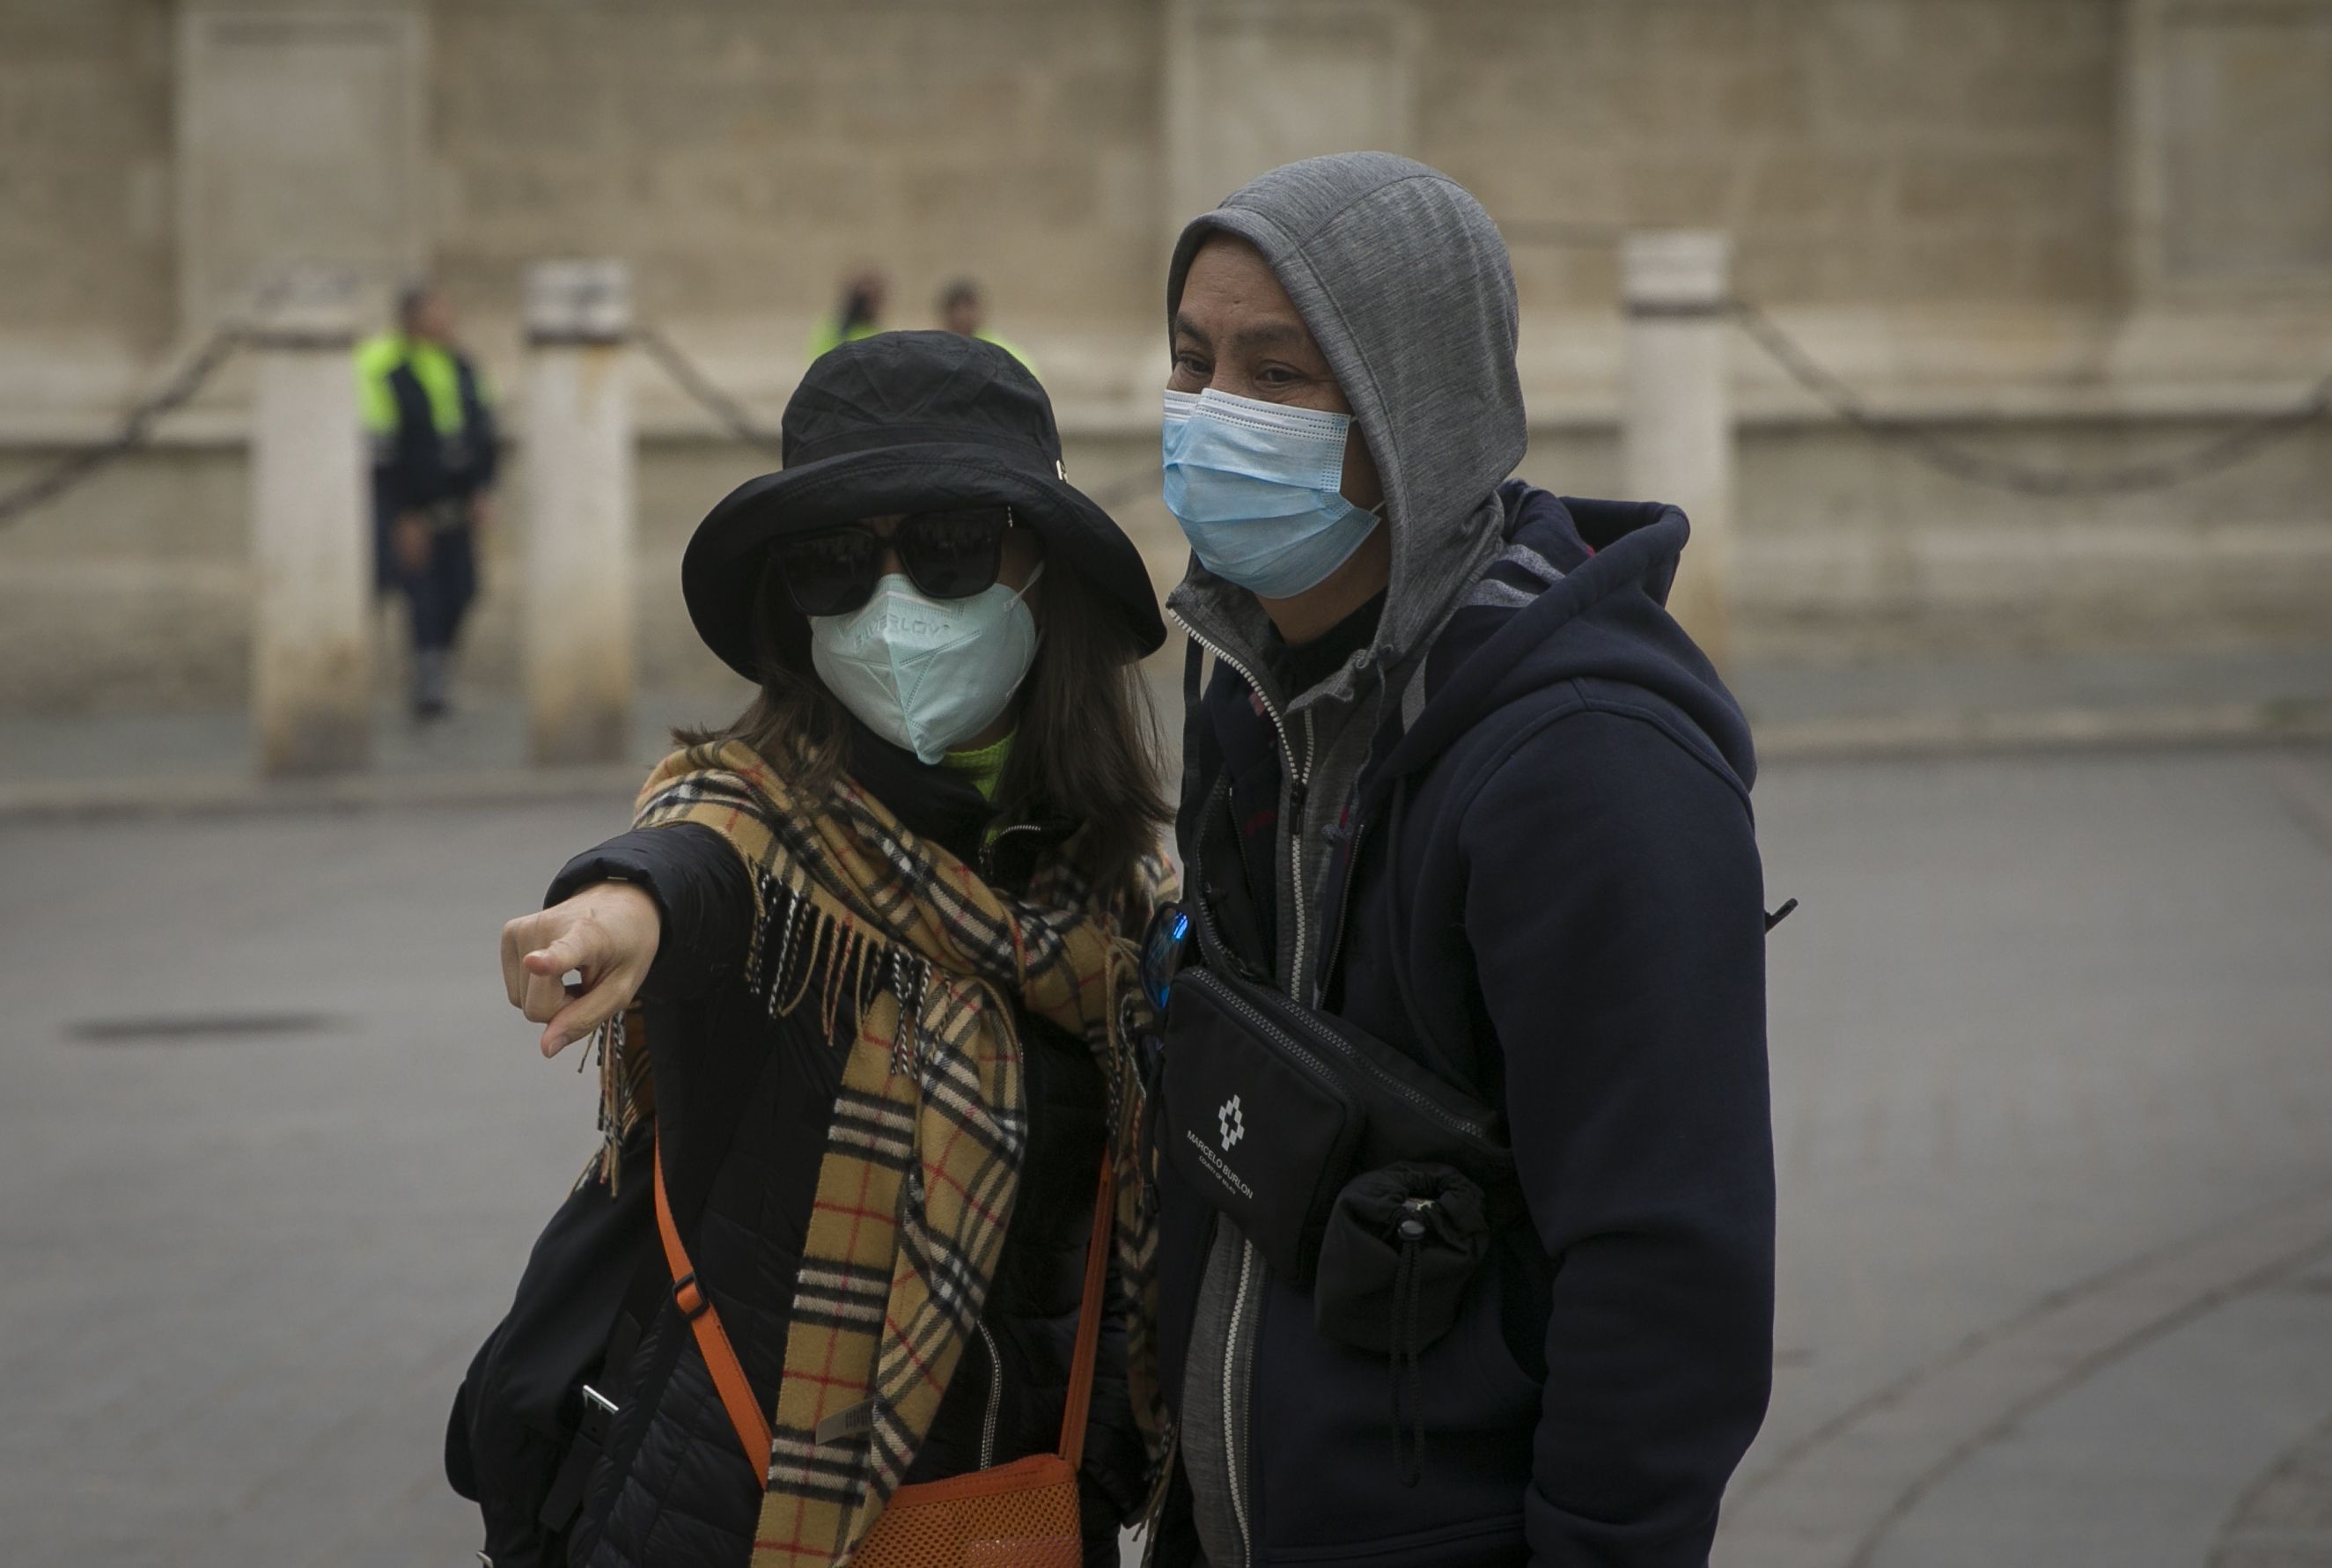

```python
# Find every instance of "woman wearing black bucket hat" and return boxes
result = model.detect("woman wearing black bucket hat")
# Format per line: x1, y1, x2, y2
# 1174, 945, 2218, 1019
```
454, 333, 1173, 1568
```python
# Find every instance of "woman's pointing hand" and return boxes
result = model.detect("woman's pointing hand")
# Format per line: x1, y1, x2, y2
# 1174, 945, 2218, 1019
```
498, 882, 662, 1057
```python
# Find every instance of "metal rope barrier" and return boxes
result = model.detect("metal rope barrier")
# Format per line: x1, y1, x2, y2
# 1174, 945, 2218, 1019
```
1727, 298, 2332, 498
630, 324, 786, 456
21, 291, 2294, 540
0, 324, 247, 530
1506, 220, 2332, 496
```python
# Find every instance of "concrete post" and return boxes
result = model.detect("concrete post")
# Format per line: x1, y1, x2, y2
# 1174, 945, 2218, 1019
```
1621, 232, 1736, 668
522, 260, 636, 766
248, 269, 371, 777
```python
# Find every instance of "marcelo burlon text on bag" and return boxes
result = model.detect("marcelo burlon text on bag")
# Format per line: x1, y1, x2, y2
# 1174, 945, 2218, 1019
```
1184, 1090, 1257, 1204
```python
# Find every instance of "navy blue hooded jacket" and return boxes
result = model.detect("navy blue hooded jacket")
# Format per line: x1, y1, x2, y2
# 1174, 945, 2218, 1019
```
1159, 482, 1775, 1567
1152, 154, 1773, 1568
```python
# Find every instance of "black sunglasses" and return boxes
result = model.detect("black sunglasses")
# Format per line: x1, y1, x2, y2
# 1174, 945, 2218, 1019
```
769, 506, 1016, 618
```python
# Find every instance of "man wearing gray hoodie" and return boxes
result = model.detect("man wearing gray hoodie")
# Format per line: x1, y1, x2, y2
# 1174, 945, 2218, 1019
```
1149, 153, 1775, 1566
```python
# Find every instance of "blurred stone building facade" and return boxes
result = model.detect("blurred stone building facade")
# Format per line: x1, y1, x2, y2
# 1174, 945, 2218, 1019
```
2, 0, 2328, 709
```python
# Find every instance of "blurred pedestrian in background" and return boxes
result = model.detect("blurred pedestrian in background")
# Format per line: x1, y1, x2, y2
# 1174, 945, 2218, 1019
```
357, 281, 498, 720
806, 265, 889, 360
938, 276, 1035, 374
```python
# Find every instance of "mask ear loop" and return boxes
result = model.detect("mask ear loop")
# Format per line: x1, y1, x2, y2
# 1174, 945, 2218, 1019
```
1008, 560, 1047, 609
1000, 559, 1048, 653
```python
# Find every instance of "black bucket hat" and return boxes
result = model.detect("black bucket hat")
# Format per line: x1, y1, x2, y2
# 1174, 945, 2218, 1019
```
682, 330, 1166, 681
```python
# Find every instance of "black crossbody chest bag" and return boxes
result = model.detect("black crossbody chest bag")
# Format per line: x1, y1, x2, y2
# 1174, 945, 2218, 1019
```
1159, 779, 1516, 1292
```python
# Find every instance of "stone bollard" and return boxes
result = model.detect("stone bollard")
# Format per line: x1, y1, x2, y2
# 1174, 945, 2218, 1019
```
248, 269, 371, 777
1621, 232, 1735, 669
522, 260, 636, 766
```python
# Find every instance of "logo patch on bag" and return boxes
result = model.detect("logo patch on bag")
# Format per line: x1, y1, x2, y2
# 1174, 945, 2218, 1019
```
1218, 1094, 1246, 1152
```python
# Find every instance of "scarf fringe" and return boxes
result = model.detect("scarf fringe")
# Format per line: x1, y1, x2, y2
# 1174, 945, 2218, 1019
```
592, 1007, 645, 1194
739, 867, 940, 1079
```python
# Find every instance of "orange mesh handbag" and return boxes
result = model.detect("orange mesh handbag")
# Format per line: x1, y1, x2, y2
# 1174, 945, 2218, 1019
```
656, 1140, 1116, 1568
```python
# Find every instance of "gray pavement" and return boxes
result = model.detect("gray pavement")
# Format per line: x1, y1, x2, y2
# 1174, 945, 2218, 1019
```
2, 745, 2329, 1565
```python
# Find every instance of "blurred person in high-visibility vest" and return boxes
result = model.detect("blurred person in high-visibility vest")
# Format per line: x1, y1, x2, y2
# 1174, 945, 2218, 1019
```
806, 266, 889, 362
938, 276, 1037, 378
357, 281, 499, 719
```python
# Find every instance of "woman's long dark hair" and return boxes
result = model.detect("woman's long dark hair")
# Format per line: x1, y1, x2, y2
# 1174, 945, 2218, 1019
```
681, 548, 1172, 902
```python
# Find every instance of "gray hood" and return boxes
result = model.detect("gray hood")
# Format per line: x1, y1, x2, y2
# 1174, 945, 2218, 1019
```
1164, 151, 1526, 701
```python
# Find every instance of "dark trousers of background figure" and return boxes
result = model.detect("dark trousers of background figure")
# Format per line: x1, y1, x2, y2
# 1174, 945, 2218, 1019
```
375, 500, 478, 716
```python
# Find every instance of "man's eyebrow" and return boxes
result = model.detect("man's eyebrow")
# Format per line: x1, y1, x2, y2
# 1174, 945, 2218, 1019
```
1229, 321, 1308, 353
1170, 316, 1313, 355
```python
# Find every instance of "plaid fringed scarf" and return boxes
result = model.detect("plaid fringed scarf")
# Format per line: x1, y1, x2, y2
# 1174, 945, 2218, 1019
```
596, 740, 1171, 1567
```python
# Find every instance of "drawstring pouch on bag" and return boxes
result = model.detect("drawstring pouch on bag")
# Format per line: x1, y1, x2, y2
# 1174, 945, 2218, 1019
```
1311, 1163, 1493, 1486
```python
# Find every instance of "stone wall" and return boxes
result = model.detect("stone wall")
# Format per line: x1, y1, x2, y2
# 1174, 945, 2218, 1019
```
430, 2, 1166, 335
0, 0, 2152, 357
9, 1, 2329, 350
2, 0, 2328, 712
1424, 0, 2123, 312
0, 1, 176, 361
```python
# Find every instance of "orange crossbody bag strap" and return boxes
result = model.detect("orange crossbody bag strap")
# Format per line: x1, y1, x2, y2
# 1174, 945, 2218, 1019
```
654, 1130, 1118, 1484
653, 1131, 773, 1477
1056, 1153, 1117, 1469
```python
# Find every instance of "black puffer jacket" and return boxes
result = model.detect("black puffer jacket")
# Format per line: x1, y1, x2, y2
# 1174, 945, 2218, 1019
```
555, 737, 1149, 1568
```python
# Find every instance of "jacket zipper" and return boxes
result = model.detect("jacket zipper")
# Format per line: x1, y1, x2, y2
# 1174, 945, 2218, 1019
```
1167, 614, 1319, 977
978, 821, 1042, 882
975, 1320, 1003, 1470
1171, 612, 1302, 790
1288, 710, 1316, 977
1171, 612, 1318, 1568
1186, 775, 1260, 1564
1224, 1238, 1255, 1557
1178, 969, 1356, 1108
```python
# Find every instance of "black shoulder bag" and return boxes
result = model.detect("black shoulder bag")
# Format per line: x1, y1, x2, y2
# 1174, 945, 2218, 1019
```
1155, 775, 1519, 1336
445, 1124, 666, 1567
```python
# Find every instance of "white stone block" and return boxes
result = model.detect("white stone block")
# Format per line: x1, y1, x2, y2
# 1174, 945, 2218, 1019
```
247, 269, 369, 776
1622, 231, 1736, 667
523, 261, 636, 766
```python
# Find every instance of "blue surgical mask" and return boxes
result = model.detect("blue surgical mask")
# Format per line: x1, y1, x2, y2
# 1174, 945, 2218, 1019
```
1161, 388, 1382, 599
809, 567, 1042, 765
